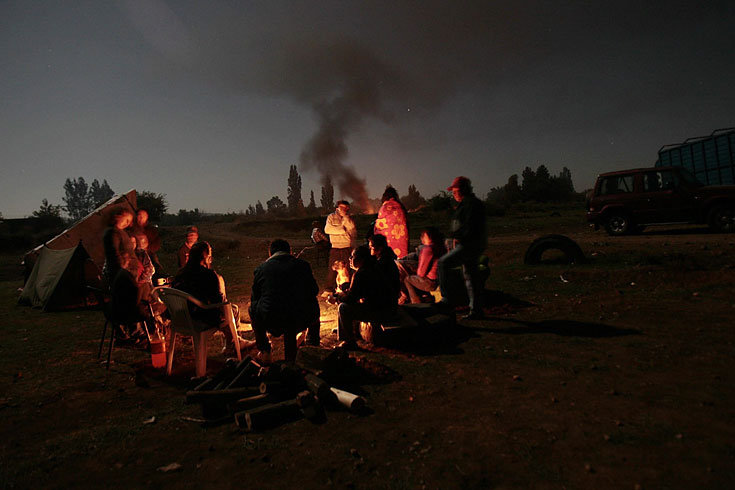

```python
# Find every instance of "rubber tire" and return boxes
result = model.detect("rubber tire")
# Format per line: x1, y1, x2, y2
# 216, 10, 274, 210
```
524, 234, 585, 265
708, 204, 735, 233
604, 213, 632, 236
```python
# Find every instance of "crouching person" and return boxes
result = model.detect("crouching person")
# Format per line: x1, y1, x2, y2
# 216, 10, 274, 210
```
249, 239, 320, 363
172, 241, 245, 354
336, 245, 397, 350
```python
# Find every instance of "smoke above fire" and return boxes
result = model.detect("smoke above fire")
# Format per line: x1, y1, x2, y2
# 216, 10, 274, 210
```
118, 1, 463, 211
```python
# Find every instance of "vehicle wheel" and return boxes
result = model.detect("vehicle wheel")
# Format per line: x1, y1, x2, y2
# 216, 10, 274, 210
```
524, 234, 586, 265
604, 213, 631, 236
708, 204, 735, 233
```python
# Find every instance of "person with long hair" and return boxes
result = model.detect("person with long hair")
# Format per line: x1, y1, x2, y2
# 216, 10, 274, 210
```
172, 241, 246, 353
373, 185, 409, 259
397, 227, 447, 304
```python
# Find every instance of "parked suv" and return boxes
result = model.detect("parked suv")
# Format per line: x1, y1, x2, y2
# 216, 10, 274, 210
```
587, 166, 735, 235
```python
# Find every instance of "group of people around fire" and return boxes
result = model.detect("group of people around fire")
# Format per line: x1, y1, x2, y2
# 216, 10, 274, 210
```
101, 175, 486, 365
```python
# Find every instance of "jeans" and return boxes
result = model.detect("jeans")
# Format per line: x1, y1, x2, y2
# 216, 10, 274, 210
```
249, 305, 320, 362
437, 243, 484, 313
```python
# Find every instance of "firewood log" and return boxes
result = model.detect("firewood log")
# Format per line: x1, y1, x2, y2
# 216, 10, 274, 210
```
304, 373, 334, 401
236, 400, 303, 431
192, 377, 217, 392
330, 387, 366, 412
229, 393, 271, 413
226, 359, 261, 389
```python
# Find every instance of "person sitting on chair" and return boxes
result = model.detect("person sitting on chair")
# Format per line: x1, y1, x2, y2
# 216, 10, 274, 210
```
177, 226, 199, 269
396, 227, 447, 304
111, 252, 150, 342
335, 245, 397, 350
249, 239, 321, 363
172, 241, 245, 353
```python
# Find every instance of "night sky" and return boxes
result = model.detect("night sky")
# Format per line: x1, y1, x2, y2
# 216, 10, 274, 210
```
2, 0, 734, 218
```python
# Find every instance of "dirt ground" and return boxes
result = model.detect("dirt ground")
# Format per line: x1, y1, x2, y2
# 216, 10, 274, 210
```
1, 212, 735, 489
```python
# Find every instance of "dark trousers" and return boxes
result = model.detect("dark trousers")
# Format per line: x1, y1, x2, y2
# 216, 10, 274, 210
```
249, 306, 320, 362
437, 243, 484, 313
337, 302, 394, 342
325, 247, 352, 292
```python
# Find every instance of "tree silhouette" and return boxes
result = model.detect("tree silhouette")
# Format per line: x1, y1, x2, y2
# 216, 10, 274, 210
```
266, 195, 287, 216
137, 191, 168, 222
320, 176, 334, 212
89, 179, 114, 208
287, 165, 305, 216
401, 184, 426, 211
255, 201, 265, 216
306, 190, 317, 214
63, 177, 93, 221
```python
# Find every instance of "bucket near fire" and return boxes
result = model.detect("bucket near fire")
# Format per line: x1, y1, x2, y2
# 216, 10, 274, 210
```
150, 339, 167, 368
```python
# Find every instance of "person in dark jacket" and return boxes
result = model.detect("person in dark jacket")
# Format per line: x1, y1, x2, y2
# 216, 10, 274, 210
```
336, 245, 397, 350
368, 233, 401, 304
249, 239, 320, 362
110, 252, 149, 341
172, 241, 244, 352
437, 176, 487, 319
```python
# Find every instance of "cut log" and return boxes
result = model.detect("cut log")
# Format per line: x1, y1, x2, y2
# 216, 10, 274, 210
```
229, 393, 271, 413
225, 359, 261, 389
330, 387, 366, 412
209, 358, 241, 390
185, 386, 261, 405
304, 373, 334, 401
296, 391, 324, 421
295, 390, 316, 408
295, 346, 348, 376
237, 400, 303, 432
192, 377, 217, 392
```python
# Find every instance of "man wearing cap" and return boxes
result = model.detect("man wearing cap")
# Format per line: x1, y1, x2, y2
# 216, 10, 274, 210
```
178, 226, 199, 269
437, 176, 487, 319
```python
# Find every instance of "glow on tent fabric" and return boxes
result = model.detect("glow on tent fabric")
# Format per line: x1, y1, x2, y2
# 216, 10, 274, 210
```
374, 199, 408, 258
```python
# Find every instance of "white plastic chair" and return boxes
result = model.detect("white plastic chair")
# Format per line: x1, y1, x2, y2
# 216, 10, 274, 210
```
152, 287, 241, 377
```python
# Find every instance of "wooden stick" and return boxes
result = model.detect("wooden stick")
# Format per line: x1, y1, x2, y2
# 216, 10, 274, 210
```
236, 400, 303, 431
330, 387, 366, 412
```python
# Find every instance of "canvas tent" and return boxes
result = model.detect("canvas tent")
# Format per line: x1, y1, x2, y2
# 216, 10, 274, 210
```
23, 189, 137, 274
18, 244, 98, 311
20, 189, 137, 311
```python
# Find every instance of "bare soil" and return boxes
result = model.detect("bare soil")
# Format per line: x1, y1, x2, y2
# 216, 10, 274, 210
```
1, 213, 734, 489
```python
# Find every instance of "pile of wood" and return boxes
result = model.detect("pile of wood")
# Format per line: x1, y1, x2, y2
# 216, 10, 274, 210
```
185, 346, 366, 432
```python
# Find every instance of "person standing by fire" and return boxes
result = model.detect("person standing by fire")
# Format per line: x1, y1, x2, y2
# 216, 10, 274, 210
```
373, 185, 409, 259
437, 176, 487, 320
323, 200, 357, 293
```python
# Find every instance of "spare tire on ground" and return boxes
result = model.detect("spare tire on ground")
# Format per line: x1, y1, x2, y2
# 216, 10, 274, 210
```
524, 234, 585, 265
